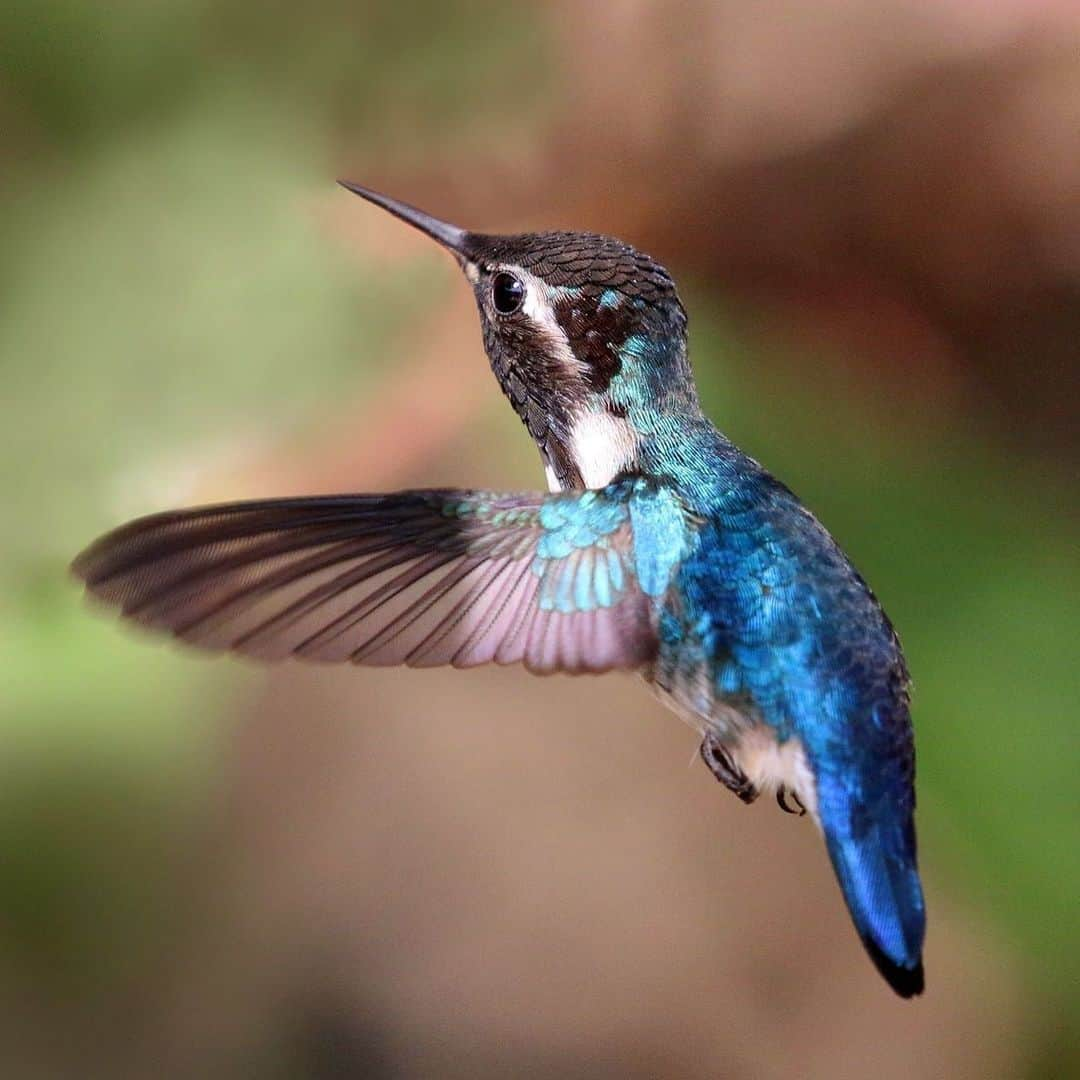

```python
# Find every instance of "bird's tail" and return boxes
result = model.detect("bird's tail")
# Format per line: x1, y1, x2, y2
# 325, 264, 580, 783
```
817, 776, 926, 997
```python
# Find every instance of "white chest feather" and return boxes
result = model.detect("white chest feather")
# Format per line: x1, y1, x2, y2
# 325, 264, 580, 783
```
568, 411, 638, 489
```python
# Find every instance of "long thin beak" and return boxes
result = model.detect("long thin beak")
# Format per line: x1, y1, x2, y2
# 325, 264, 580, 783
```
337, 180, 471, 260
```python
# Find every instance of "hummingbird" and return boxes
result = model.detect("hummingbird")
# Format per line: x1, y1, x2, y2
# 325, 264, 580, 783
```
72, 181, 926, 997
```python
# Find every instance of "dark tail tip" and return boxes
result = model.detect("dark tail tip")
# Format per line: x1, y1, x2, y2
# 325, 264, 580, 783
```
865, 938, 924, 998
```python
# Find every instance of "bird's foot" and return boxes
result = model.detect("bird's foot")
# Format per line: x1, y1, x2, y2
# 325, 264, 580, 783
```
700, 733, 758, 805
775, 786, 807, 816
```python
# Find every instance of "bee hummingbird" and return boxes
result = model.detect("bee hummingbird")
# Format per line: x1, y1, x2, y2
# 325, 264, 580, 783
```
73, 181, 925, 997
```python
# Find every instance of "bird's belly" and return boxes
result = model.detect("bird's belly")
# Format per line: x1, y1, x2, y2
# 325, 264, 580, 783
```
648, 677, 819, 821
730, 724, 819, 820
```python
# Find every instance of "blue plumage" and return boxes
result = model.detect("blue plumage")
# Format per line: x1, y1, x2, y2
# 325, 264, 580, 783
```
626, 389, 925, 993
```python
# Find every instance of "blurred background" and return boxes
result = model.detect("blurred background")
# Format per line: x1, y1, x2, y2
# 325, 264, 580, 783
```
3, 1, 1078, 1076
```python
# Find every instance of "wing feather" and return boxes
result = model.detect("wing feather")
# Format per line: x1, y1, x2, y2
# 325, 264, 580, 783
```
73, 483, 686, 675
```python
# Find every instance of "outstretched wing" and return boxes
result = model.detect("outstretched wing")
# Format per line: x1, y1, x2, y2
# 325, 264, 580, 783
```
72, 479, 690, 675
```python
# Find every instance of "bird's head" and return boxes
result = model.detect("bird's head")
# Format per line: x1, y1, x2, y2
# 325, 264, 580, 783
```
340, 182, 696, 491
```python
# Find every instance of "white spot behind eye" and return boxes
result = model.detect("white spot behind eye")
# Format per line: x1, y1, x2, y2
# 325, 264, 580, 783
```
518, 271, 553, 326
509, 268, 579, 374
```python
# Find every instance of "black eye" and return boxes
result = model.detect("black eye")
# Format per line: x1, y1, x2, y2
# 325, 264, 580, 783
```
491, 272, 525, 315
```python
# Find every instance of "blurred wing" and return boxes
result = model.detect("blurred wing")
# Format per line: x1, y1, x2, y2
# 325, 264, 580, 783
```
72, 482, 682, 674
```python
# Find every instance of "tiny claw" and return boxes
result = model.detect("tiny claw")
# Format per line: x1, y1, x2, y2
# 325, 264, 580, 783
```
733, 782, 759, 805
700, 734, 759, 805
776, 786, 807, 816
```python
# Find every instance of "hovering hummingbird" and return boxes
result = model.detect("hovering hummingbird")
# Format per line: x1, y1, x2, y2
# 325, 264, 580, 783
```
72, 181, 925, 996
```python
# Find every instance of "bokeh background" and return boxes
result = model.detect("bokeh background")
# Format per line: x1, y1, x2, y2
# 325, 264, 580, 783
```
3, 2, 1078, 1076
